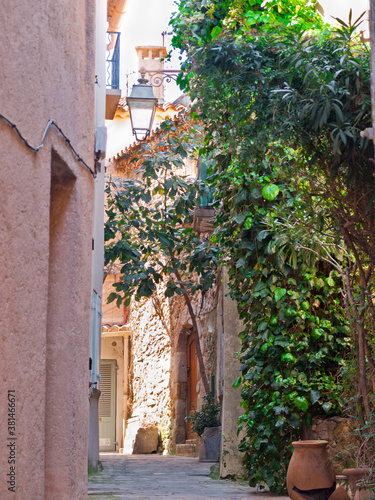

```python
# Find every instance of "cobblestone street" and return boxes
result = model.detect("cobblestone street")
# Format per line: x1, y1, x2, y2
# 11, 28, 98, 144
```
88, 454, 289, 500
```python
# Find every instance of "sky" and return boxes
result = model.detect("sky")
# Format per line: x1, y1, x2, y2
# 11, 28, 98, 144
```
319, 0, 369, 31
119, 0, 182, 103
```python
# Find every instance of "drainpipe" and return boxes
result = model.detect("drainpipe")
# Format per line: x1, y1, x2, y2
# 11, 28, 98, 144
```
107, 0, 128, 50
122, 332, 130, 451
91, 292, 101, 386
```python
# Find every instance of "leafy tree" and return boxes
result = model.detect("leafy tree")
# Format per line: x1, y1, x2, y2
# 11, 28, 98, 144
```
171, 0, 375, 492
105, 118, 218, 394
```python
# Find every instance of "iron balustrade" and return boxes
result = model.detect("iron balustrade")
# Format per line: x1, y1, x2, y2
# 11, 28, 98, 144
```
106, 31, 120, 89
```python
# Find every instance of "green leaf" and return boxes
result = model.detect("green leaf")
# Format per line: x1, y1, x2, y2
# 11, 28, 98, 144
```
236, 257, 246, 268
294, 396, 309, 411
310, 390, 320, 404
233, 376, 241, 388
274, 287, 287, 301
322, 402, 333, 413
262, 184, 280, 201
107, 292, 118, 303
281, 353, 295, 363
305, 413, 313, 428
234, 213, 247, 224
211, 25, 222, 39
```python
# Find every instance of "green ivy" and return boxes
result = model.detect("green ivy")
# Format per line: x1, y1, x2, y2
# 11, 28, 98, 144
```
235, 259, 349, 491
171, 0, 374, 493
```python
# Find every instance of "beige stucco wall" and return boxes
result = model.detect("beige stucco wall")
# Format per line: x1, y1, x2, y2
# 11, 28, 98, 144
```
103, 273, 126, 325
0, 1, 95, 499
219, 270, 246, 478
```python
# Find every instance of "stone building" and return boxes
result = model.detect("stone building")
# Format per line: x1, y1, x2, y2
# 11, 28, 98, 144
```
102, 69, 245, 475
101, 48, 188, 452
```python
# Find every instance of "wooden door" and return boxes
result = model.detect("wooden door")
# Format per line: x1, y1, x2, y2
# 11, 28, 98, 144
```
187, 333, 199, 440
99, 359, 117, 451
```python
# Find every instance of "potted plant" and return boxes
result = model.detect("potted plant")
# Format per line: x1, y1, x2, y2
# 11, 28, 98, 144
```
186, 393, 221, 462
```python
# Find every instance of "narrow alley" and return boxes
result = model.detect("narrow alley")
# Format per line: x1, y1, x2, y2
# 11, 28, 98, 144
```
88, 454, 289, 500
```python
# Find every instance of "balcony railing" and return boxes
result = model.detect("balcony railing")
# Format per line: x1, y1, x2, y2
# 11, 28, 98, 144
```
106, 31, 120, 89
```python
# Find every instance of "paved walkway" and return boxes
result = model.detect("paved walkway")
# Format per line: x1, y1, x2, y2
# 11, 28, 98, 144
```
88, 453, 289, 500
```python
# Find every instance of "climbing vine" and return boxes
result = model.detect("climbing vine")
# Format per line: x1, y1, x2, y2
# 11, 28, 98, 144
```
171, 0, 375, 492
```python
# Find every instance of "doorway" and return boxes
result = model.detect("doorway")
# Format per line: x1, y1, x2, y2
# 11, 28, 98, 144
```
99, 359, 117, 451
186, 333, 198, 440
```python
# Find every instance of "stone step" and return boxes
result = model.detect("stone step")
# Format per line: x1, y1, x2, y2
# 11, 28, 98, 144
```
185, 439, 197, 445
175, 443, 197, 457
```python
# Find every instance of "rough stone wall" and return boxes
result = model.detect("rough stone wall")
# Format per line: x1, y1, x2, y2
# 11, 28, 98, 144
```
169, 283, 220, 449
128, 288, 172, 451
171, 285, 219, 391
302, 416, 361, 473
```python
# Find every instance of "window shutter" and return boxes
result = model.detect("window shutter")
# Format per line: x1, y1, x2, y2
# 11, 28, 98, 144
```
99, 363, 112, 418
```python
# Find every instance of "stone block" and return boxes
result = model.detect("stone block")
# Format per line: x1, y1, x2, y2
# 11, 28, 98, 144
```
174, 425, 186, 445
175, 355, 187, 382
171, 382, 187, 400
133, 427, 159, 454
176, 444, 197, 457
174, 399, 187, 427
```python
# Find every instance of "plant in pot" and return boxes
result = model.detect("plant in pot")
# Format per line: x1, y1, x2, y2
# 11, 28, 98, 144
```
186, 393, 221, 462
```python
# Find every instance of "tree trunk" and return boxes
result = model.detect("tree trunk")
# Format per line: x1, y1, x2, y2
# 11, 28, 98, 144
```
342, 269, 371, 421
168, 249, 210, 394
182, 292, 210, 394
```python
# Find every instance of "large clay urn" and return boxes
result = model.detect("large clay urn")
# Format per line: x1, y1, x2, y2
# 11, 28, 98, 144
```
287, 440, 336, 500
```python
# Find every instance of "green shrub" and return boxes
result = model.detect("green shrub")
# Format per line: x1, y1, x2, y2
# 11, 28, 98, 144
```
186, 393, 221, 437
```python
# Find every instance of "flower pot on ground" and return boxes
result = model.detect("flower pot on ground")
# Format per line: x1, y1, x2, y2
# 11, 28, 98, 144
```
185, 393, 221, 462
328, 485, 351, 500
198, 426, 222, 462
286, 440, 336, 500
342, 467, 373, 500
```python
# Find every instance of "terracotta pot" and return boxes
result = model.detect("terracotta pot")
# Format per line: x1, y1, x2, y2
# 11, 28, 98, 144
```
342, 468, 371, 500
328, 485, 351, 500
287, 440, 336, 500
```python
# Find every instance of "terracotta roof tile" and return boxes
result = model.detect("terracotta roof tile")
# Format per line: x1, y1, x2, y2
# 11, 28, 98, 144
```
117, 98, 186, 113
110, 107, 191, 164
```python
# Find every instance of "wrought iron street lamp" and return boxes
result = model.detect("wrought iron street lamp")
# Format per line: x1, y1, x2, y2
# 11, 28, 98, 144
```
126, 70, 158, 142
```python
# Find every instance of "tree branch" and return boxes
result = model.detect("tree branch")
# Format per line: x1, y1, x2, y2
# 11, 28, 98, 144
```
168, 248, 210, 393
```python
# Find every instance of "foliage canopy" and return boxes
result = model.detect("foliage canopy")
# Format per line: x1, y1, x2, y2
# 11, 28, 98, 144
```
171, 0, 375, 492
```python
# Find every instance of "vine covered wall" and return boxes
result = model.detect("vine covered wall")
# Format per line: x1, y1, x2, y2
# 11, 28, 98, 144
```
171, 0, 375, 492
